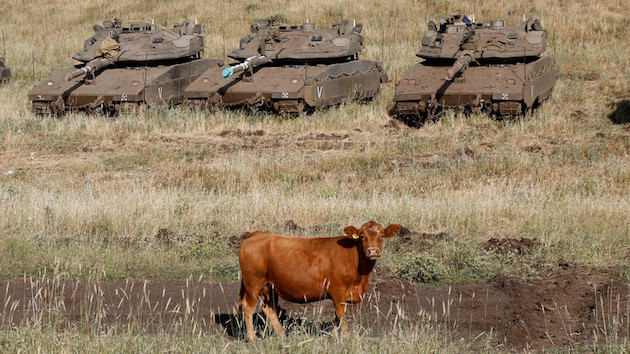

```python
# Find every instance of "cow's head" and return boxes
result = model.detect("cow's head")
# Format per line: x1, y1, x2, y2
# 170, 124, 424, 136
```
344, 221, 400, 260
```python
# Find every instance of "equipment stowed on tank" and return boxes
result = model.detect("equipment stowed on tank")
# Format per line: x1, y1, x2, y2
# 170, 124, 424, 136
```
28, 18, 221, 114
395, 11, 558, 123
185, 17, 388, 114
0, 57, 10, 82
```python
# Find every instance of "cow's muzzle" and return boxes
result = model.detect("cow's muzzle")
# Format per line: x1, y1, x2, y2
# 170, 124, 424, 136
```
366, 247, 381, 259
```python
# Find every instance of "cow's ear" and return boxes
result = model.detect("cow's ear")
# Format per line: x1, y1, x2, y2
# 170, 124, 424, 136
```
343, 226, 359, 240
383, 224, 401, 238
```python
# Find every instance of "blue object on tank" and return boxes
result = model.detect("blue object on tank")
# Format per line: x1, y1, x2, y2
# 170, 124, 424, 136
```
222, 68, 234, 79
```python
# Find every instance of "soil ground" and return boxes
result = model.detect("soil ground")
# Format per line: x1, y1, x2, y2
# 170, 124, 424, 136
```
1, 262, 627, 350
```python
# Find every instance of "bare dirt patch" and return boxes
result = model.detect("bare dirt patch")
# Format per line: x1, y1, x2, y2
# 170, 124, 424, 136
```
483, 237, 538, 255
394, 226, 451, 253
2, 264, 626, 350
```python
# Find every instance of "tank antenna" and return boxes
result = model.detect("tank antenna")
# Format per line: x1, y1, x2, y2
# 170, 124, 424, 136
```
553, 20, 557, 68
144, 51, 148, 103
523, 41, 527, 81
380, 29, 384, 66
394, 18, 398, 82
222, 31, 226, 62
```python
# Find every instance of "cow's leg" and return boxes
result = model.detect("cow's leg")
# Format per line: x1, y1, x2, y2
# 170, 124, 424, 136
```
332, 299, 349, 337
239, 280, 261, 341
260, 285, 285, 337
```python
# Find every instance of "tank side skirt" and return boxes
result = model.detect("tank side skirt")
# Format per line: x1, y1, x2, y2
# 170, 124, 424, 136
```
303, 72, 381, 106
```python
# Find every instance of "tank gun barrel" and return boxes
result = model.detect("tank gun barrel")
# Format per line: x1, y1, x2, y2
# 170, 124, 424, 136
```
64, 57, 114, 81
445, 54, 472, 80
222, 55, 271, 79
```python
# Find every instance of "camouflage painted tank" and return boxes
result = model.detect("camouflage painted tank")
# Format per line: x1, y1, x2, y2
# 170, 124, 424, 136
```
185, 17, 388, 113
29, 18, 219, 114
395, 11, 558, 122
0, 57, 10, 82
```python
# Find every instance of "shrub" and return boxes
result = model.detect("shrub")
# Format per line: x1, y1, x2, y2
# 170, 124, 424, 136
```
396, 253, 446, 284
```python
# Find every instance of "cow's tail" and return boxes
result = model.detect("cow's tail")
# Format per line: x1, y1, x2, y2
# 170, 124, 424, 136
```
238, 279, 246, 312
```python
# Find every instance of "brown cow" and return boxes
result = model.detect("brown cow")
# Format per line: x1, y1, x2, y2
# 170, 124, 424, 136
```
238, 221, 400, 341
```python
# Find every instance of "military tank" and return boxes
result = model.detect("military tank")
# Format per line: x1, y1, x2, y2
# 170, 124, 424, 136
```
29, 18, 220, 114
395, 11, 558, 122
0, 57, 10, 82
185, 17, 388, 114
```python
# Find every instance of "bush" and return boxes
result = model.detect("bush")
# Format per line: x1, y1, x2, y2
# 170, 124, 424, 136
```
396, 253, 446, 284
448, 245, 500, 283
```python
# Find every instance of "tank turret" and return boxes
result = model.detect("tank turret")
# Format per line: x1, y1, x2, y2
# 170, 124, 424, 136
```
395, 11, 558, 122
66, 18, 204, 81
419, 11, 548, 80
228, 17, 364, 63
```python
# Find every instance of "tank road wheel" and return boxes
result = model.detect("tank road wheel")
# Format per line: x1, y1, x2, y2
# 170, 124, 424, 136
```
85, 96, 105, 115
113, 102, 140, 115
32, 101, 52, 115
395, 101, 427, 127
206, 93, 223, 112
359, 89, 378, 103
273, 99, 307, 116
49, 96, 66, 116
402, 112, 427, 128
296, 100, 306, 116
494, 101, 523, 119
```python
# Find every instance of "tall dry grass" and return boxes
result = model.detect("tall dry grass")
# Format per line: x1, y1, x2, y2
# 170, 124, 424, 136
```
0, 0, 628, 297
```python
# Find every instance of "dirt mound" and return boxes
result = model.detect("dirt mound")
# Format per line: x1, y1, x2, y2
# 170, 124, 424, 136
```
146, 129, 361, 157
382, 119, 409, 131
219, 129, 265, 137
280, 219, 316, 234
483, 237, 538, 255
1, 265, 627, 350
395, 226, 450, 252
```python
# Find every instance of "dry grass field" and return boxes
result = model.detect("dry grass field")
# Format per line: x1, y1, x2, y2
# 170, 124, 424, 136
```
1, 0, 629, 351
